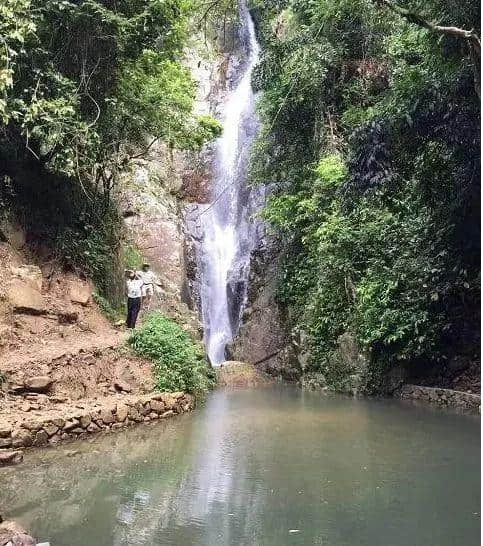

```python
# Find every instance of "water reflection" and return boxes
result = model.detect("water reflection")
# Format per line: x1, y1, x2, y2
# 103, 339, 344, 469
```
1, 386, 480, 546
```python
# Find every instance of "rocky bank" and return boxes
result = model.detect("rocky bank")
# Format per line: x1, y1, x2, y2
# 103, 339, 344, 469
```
229, 236, 481, 412
0, 234, 197, 466
0, 26, 236, 465
0, 391, 194, 467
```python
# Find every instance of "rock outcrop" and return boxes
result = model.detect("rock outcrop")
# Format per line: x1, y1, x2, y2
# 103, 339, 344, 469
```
229, 243, 300, 380
7, 278, 46, 315
217, 361, 272, 388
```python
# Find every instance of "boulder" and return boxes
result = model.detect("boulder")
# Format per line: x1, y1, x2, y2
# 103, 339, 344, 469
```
71, 428, 84, 435
160, 393, 176, 410
69, 281, 91, 306
11, 429, 33, 448
52, 418, 65, 428
63, 419, 80, 431
0, 521, 26, 545
43, 424, 59, 437
150, 400, 164, 413
33, 430, 48, 447
24, 376, 52, 393
79, 415, 92, 428
20, 420, 41, 432
113, 380, 132, 393
128, 407, 142, 422
116, 404, 128, 422
217, 361, 271, 388
0, 450, 23, 466
100, 407, 115, 425
7, 280, 45, 315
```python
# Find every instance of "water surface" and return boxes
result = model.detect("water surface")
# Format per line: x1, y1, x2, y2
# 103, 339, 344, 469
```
1, 386, 480, 545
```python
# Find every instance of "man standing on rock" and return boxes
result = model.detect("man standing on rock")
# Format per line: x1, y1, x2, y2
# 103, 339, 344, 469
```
125, 270, 143, 328
138, 263, 160, 310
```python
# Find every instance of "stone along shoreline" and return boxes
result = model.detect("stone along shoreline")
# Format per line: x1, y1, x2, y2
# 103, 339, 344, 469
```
0, 391, 194, 466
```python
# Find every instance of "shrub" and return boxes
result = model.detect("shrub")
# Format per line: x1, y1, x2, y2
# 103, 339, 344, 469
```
129, 313, 216, 395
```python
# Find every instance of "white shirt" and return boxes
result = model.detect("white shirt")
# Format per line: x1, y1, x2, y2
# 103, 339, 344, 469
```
138, 270, 157, 286
126, 278, 143, 298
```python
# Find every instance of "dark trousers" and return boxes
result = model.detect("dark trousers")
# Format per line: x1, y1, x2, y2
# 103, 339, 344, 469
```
126, 297, 141, 328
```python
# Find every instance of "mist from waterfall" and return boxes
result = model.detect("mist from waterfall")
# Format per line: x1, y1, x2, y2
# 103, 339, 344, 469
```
198, 2, 262, 366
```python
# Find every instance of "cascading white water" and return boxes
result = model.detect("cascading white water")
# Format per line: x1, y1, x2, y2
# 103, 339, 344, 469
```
198, 2, 262, 366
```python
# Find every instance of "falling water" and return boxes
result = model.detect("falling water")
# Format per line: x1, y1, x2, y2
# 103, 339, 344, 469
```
198, 2, 262, 365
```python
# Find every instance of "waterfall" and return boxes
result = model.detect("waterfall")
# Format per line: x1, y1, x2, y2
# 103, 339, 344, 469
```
197, 2, 262, 366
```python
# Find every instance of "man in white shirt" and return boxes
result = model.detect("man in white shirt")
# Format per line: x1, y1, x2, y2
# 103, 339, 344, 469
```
138, 263, 160, 309
125, 270, 143, 328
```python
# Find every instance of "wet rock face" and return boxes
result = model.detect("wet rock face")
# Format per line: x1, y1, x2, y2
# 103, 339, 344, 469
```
226, 276, 246, 334
229, 242, 300, 381
116, 151, 204, 337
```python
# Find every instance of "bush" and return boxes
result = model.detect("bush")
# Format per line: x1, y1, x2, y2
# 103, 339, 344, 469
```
129, 313, 216, 395
251, 0, 480, 391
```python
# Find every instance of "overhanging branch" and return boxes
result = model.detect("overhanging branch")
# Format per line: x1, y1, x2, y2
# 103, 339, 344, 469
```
374, 0, 481, 98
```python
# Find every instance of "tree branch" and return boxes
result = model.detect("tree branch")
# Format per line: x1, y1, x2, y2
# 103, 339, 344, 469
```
375, 0, 480, 98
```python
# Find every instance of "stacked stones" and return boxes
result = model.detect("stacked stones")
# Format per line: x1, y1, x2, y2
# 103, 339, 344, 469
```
0, 392, 194, 465
399, 385, 480, 413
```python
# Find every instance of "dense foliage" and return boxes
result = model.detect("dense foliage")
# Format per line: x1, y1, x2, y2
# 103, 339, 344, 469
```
0, 0, 221, 302
129, 313, 216, 394
251, 0, 480, 390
